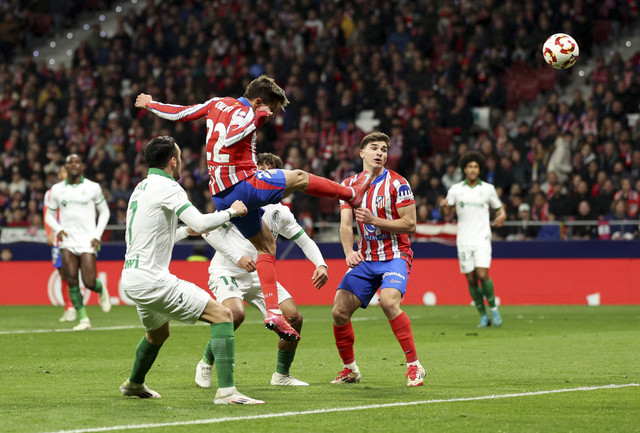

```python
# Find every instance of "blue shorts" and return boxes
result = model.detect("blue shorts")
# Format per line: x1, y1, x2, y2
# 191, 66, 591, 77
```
338, 258, 411, 308
51, 246, 62, 268
212, 169, 286, 238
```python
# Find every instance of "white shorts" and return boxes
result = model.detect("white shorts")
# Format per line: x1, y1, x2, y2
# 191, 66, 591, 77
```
457, 243, 492, 274
124, 274, 211, 331
209, 271, 292, 317
61, 245, 97, 256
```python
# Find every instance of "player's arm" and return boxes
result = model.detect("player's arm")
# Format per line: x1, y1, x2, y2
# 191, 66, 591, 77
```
201, 226, 256, 272
492, 205, 507, 227
135, 93, 217, 122
340, 208, 363, 268
92, 199, 110, 251
438, 196, 455, 218
44, 207, 66, 241
292, 231, 328, 289
178, 200, 247, 234
354, 203, 416, 235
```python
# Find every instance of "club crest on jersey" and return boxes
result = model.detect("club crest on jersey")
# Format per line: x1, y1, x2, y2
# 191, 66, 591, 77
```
375, 196, 386, 208
396, 184, 413, 202
61, 200, 67, 207
364, 224, 377, 233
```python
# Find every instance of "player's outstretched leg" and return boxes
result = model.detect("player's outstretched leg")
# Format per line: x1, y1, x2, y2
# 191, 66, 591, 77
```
264, 309, 300, 342
304, 170, 372, 208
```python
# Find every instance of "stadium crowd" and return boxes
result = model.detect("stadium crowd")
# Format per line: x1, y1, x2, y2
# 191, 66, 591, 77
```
1, 0, 640, 241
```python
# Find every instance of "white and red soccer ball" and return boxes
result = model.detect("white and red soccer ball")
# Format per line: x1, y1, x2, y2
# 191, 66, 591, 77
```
542, 33, 579, 69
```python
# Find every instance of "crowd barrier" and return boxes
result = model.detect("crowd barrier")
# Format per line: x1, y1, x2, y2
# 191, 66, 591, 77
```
1, 241, 638, 306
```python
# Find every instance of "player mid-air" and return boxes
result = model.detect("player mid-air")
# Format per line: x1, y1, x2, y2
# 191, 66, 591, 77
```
135, 75, 372, 342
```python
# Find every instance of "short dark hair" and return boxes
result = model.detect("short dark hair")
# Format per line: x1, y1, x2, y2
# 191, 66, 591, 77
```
459, 150, 486, 172
144, 136, 178, 168
243, 75, 290, 110
257, 152, 283, 169
360, 132, 390, 149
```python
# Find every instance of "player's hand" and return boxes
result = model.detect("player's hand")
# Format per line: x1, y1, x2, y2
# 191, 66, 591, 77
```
345, 250, 364, 268
253, 106, 272, 128
311, 265, 328, 289
230, 200, 248, 217
492, 213, 506, 228
186, 227, 201, 236
438, 198, 449, 208
135, 93, 152, 109
355, 207, 376, 225
91, 238, 101, 252
236, 256, 256, 272
56, 230, 68, 242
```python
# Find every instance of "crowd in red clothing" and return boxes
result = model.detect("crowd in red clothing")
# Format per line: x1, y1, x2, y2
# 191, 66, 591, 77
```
0, 0, 639, 241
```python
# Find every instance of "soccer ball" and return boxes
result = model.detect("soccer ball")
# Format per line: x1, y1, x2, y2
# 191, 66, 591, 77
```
542, 33, 579, 69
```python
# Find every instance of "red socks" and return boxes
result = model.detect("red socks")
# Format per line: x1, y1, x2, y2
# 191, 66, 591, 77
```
333, 322, 355, 364
256, 254, 279, 310
389, 312, 418, 363
306, 174, 353, 200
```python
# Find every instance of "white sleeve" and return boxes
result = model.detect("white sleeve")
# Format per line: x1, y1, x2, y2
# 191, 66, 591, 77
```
488, 185, 503, 209
45, 207, 63, 234
175, 226, 189, 242
202, 226, 243, 264
179, 205, 236, 233
94, 199, 110, 240
293, 232, 327, 269
446, 185, 457, 207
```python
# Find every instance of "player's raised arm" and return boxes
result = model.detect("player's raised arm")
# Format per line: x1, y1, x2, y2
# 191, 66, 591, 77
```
179, 200, 247, 234
136, 93, 219, 123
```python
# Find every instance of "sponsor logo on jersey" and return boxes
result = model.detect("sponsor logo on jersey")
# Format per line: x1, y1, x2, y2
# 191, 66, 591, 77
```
364, 224, 377, 233
397, 184, 413, 202
382, 271, 405, 280
364, 233, 389, 241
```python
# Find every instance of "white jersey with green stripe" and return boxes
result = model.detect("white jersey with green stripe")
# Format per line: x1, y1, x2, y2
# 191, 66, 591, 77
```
44, 177, 107, 250
121, 168, 194, 288
205, 203, 304, 278
445, 179, 502, 247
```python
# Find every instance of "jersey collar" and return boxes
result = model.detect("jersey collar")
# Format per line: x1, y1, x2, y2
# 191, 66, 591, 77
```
148, 167, 176, 181
238, 96, 251, 107
371, 168, 388, 185
65, 176, 84, 186
463, 178, 483, 188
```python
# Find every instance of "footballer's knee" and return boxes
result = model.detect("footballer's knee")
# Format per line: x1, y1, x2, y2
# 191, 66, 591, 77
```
231, 309, 245, 330
332, 304, 351, 326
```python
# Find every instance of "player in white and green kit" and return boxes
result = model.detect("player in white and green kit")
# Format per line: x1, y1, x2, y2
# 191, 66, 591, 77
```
193, 153, 328, 388
44, 154, 111, 331
439, 151, 506, 328
119, 136, 263, 405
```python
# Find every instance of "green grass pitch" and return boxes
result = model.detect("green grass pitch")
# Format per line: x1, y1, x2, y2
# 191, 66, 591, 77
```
1, 305, 638, 433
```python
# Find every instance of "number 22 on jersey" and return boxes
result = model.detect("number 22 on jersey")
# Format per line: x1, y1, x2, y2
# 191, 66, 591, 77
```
206, 119, 229, 163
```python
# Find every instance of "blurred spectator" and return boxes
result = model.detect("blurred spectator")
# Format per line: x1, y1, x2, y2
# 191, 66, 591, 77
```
571, 200, 598, 239
604, 199, 636, 240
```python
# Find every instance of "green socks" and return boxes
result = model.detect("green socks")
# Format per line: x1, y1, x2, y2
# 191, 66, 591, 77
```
468, 285, 486, 315
68, 286, 88, 319
129, 337, 162, 384
202, 340, 214, 365
480, 279, 496, 308
210, 322, 235, 388
275, 350, 296, 375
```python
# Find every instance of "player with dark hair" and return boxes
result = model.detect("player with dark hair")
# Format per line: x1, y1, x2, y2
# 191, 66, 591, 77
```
120, 136, 263, 404
44, 154, 111, 330
195, 152, 327, 388
439, 150, 506, 328
331, 132, 426, 387
135, 75, 371, 342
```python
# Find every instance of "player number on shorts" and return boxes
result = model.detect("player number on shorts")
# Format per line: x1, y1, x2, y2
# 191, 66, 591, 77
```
206, 119, 230, 163
127, 200, 137, 245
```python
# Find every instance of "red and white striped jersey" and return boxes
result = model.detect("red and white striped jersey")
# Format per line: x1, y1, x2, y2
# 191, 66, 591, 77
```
145, 96, 258, 195
340, 169, 415, 263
